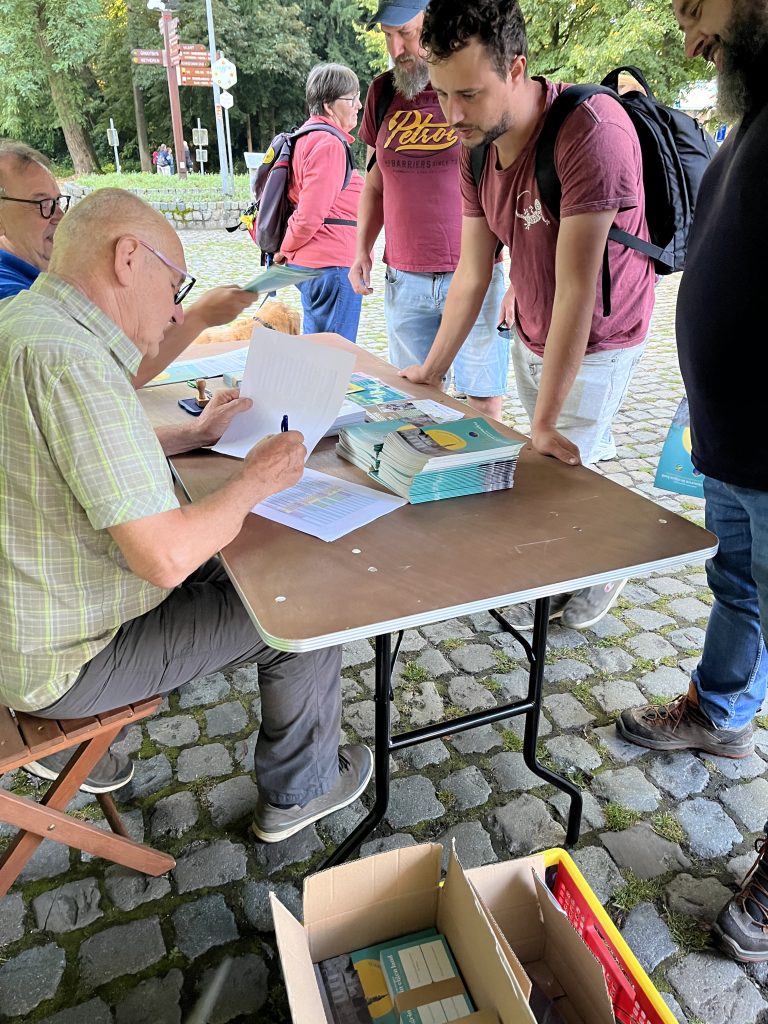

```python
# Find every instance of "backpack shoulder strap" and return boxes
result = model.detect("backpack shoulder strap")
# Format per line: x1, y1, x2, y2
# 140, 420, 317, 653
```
535, 84, 615, 221
535, 84, 618, 318
292, 123, 355, 190
470, 144, 489, 188
374, 69, 396, 133
367, 69, 396, 172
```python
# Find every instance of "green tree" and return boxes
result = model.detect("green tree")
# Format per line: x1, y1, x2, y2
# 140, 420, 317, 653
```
0, 0, 103, 171
526, 0, 714, 105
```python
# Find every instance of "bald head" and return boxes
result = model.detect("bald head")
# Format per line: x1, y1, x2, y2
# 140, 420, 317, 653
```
49, 188, 181, 276
48, 188, 188, 357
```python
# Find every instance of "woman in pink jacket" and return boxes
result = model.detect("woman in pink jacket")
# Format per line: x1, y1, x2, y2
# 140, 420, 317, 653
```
276, 63, 364, 342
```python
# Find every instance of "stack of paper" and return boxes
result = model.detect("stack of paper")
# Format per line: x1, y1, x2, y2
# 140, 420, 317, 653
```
339, 417, 523, 504
322, 398, 367, 438
337, 419, 412, 474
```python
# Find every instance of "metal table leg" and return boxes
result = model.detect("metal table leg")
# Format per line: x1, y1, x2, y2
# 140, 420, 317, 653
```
321, 596, 583, 868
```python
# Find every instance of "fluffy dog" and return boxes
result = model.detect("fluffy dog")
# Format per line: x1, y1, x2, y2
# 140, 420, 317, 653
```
193, 299, 301, 343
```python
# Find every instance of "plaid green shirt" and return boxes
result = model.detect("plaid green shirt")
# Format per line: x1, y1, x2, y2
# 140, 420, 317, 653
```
0, 274, 178, 711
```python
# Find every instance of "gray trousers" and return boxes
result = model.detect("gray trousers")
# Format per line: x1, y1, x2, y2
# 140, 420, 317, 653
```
35, 560, 342, 806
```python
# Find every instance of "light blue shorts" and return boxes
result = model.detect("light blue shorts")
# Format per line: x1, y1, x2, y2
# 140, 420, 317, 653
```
384, 263, 509, 398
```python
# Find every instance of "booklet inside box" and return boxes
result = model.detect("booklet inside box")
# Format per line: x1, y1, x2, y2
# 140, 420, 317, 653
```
270, 844, 535, 1024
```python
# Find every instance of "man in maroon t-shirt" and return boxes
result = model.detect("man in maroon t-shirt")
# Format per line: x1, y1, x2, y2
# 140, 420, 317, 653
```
348, 1, 509, 419
401, 0, 656, 630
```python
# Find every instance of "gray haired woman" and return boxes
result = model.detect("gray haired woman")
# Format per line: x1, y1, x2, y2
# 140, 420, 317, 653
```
274, 63, 364, 342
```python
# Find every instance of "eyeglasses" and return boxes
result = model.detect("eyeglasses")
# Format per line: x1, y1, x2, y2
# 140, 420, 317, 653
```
137, 239, 196, 305
336, 94, 360, 104
0, 194, 71, 219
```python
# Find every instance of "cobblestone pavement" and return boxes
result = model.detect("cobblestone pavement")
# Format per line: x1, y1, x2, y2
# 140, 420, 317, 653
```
1, 231, 766, 1024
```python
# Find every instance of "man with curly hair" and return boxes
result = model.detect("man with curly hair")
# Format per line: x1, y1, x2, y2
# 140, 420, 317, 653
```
400, 0, 656, 630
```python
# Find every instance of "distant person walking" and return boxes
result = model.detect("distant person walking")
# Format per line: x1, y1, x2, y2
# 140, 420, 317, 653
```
273, 63, 364, 342
156, 144, 173, 175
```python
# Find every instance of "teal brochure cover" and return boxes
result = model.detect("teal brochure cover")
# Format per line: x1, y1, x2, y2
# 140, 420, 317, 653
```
243, 265, 322, 293
654, 397, 705, 497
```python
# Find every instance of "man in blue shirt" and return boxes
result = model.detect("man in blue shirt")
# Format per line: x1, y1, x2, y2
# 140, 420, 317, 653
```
0, 139, 258, 385
0, 141, 67, 299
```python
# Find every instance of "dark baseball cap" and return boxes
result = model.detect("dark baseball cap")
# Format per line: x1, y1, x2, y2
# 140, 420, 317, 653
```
365, 2, 425, 29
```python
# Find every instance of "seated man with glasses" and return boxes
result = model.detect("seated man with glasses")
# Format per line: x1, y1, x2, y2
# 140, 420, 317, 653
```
0, 139, 257, 386
0, 187, 372, 841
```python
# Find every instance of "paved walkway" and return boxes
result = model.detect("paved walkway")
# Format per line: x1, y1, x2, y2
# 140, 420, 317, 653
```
1, 232, 765, 1024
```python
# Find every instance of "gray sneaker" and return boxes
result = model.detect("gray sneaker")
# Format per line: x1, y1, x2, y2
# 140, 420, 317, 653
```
559, 579, 628, 629
498, 593, 571, 631
714, 835, 768, 962
24, 748, 134, 794
251, 744, 373, 843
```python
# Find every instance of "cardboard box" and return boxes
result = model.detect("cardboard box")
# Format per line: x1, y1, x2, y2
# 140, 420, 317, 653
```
466, 856, 615, 1024
270, 843, 533, 1024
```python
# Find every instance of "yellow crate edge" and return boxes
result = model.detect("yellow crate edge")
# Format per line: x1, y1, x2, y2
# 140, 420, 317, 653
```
542, 848, 677, 1024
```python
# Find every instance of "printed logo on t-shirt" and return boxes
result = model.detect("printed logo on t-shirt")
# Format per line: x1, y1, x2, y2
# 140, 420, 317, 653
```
383, 110, 458, 153
515, 190, 551, 230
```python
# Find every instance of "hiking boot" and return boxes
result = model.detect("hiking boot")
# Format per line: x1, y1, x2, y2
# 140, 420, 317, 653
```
559, 579, 628, 629
251, 744, 373, 843
617, 692, 754, 758
714, 834, 768, 962
498, 593, 570, 631
24, 748, 134, 794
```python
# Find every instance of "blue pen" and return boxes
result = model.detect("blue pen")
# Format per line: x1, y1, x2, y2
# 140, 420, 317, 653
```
280, 414, 289, 432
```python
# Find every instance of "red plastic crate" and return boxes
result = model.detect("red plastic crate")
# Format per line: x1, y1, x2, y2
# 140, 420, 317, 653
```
547, 852, 675, 1024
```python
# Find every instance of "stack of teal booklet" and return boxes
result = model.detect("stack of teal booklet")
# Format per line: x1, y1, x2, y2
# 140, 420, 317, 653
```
337, 416, 523, 503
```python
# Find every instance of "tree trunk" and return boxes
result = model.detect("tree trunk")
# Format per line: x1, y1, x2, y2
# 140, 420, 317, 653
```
259, 101, 276, 148
132, 77, 152, 172
47, 67, 102, 174
36, 31, 101, 174
246, 113, 253, 152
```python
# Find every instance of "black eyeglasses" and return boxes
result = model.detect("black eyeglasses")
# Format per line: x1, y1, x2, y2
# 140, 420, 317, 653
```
0, 195, 71, 219
138, 239, 196, 305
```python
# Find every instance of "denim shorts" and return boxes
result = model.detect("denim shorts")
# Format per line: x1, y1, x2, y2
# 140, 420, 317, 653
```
511, 330, 647, 464
384, 263, 509, 398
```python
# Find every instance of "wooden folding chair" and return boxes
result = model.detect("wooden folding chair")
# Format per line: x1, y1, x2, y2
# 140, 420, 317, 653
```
0, 696, 175, 896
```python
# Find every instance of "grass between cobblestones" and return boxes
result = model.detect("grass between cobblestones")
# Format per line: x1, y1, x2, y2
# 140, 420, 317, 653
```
2, 250, 765, 1024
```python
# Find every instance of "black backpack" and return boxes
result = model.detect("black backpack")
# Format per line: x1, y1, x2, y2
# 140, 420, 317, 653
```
251, 123, 357, 265
471, 66, 718, 314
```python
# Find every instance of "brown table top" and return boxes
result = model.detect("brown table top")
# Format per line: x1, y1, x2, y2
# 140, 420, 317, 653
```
140, 338, 717, 652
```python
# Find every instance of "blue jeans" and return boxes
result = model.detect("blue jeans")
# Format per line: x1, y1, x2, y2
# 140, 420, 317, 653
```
693, 476, 768, 729
384, 264, 509, 398
292, 265, 362, 343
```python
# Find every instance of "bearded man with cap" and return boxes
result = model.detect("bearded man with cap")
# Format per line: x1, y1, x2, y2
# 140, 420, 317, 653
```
348, 2, 509, 420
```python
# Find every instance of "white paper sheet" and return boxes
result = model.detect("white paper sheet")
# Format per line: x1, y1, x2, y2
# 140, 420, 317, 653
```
213, 328, 356, 460
251, 467, 406, 542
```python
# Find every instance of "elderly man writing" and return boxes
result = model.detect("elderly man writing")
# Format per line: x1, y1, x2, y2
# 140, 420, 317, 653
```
0, 139, 255, 387
0, 188, 372, 843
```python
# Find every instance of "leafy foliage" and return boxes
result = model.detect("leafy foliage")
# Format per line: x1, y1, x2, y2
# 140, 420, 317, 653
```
0, 0, 714, 174
526, 0, 714, 105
